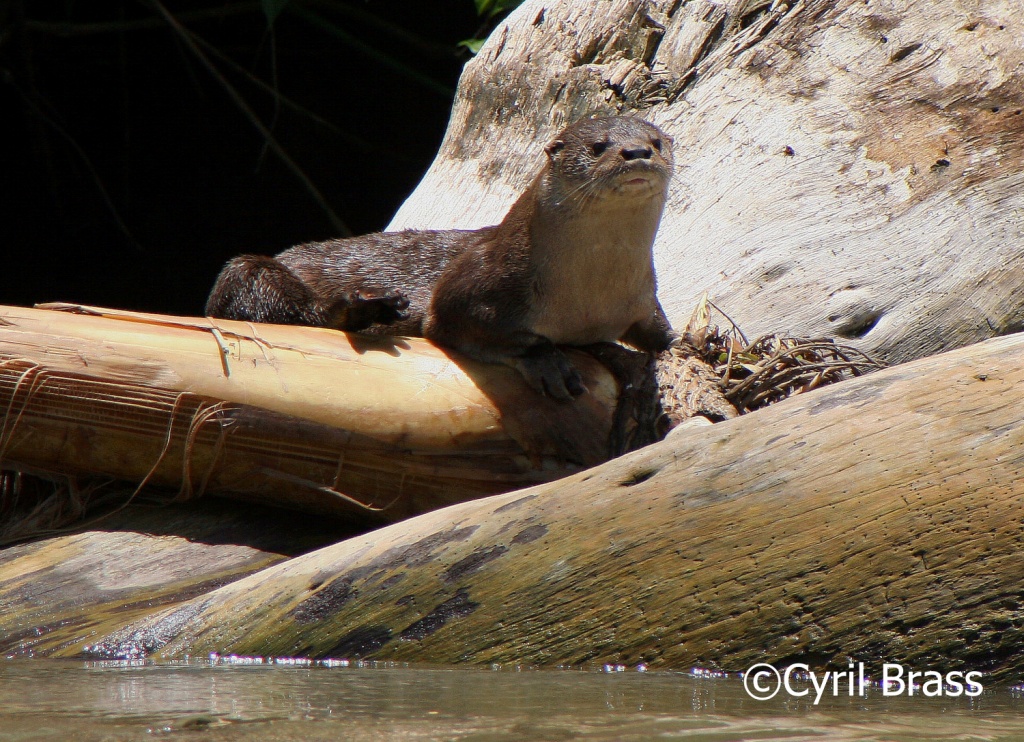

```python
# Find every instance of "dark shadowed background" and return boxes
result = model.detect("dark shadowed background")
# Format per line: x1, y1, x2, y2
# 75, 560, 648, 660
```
2, 1, 513, 315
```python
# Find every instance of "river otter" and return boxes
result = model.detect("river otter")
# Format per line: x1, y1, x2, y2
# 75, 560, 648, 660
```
206, 116, 676, 399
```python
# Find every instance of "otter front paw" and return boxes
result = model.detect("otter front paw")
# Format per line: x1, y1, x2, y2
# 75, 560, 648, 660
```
327, 290, 410, 331
514, 344, 586, 402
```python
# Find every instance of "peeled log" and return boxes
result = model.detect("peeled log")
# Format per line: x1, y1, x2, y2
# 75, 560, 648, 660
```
389, 0, 1024, 366
82, 332, 1024, 680
0, 304, 625, 528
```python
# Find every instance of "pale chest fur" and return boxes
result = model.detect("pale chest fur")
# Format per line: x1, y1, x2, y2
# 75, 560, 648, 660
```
528, 201, 660, 345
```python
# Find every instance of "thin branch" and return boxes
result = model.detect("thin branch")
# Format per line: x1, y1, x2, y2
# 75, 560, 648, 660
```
308, 0, 455, 58
287, 4, 454, 99
6, 75, 141, 247
190, 32, 415, 164
25, 2, 262, 37
254, 27, 281, 170
146, 0, 352, 236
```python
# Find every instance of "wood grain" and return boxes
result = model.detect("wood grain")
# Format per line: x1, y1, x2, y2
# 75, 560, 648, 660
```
0, 304, 623, 524
389, 0, 1024, 366
78, 332, 1024, 680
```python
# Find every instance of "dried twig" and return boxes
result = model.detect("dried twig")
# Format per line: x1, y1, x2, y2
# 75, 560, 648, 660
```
676, 297, 886, 416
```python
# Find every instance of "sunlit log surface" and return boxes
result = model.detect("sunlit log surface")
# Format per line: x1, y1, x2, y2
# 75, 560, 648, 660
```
0, 303, 626, 532
75, 332, 1024, 681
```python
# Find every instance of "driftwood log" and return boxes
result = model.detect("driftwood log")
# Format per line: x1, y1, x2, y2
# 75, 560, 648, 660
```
391, 0, 1024, 366
0, 302, 709, 657
24, 332, 1016, 681
1, 303, 752, 543
1, 0, 1022, 678
0, 304, 637, 525
0, 498, 361, 657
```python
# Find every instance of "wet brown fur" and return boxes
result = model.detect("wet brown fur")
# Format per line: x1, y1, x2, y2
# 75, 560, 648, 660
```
206, 116, 676, 399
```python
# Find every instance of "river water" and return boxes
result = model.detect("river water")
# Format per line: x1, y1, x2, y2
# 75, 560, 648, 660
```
1, 659, 1022, 741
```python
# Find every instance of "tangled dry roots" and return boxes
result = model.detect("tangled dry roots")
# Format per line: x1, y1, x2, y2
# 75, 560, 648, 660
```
657, 295, 886, 430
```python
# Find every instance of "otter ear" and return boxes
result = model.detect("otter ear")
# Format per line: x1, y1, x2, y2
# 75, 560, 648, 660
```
545, 139, 566, 160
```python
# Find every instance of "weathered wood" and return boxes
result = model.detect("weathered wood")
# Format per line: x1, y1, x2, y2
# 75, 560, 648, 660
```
390, 0, 1024, 366
5, 0, 1022, 680
0, 304, 627, 529
77, 332, 1024, 680
0, 498, 360, 657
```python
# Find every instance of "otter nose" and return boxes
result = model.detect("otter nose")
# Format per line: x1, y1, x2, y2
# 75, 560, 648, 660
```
620, 145, 653, 161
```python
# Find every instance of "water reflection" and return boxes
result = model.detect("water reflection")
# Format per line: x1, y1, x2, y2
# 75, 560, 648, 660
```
0, 659, 1021, 741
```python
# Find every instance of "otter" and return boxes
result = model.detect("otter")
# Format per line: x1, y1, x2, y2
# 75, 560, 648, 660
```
206, 116, 676, 400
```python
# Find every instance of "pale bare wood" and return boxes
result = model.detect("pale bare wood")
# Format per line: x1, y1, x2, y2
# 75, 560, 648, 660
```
70, 331, 1024, 680
389, 0, 1024, 366
0, 304, 622, 523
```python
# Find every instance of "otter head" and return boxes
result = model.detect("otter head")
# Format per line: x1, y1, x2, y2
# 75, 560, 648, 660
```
542, 116, 674, 209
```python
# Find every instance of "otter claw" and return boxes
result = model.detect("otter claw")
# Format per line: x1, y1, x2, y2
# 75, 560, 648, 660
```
327, 289, 410, 331
515, 346, 586, 402
360, 290, 410, 324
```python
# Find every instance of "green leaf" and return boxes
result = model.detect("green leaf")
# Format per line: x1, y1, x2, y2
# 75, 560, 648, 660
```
463, 0, 526, 54
458, 38, 487, 54
261, 0, 290, 26
474, 0, 525, 19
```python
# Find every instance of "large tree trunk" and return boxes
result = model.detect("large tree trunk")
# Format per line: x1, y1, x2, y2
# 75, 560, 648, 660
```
71, 332, 1024, 680
390, 0, 1024, 366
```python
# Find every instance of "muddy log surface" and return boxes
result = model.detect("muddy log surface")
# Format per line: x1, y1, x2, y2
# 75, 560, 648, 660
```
390, 0, 1024, 367
76, 332, 1024, 681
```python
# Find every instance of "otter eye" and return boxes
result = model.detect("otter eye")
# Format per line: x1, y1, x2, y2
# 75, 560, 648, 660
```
591, 141, 609, 156
651, 138, 662, 152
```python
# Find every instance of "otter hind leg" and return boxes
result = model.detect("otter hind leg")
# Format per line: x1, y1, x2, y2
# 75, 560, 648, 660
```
205, 255, 411, 330
205, 255, 332, 326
